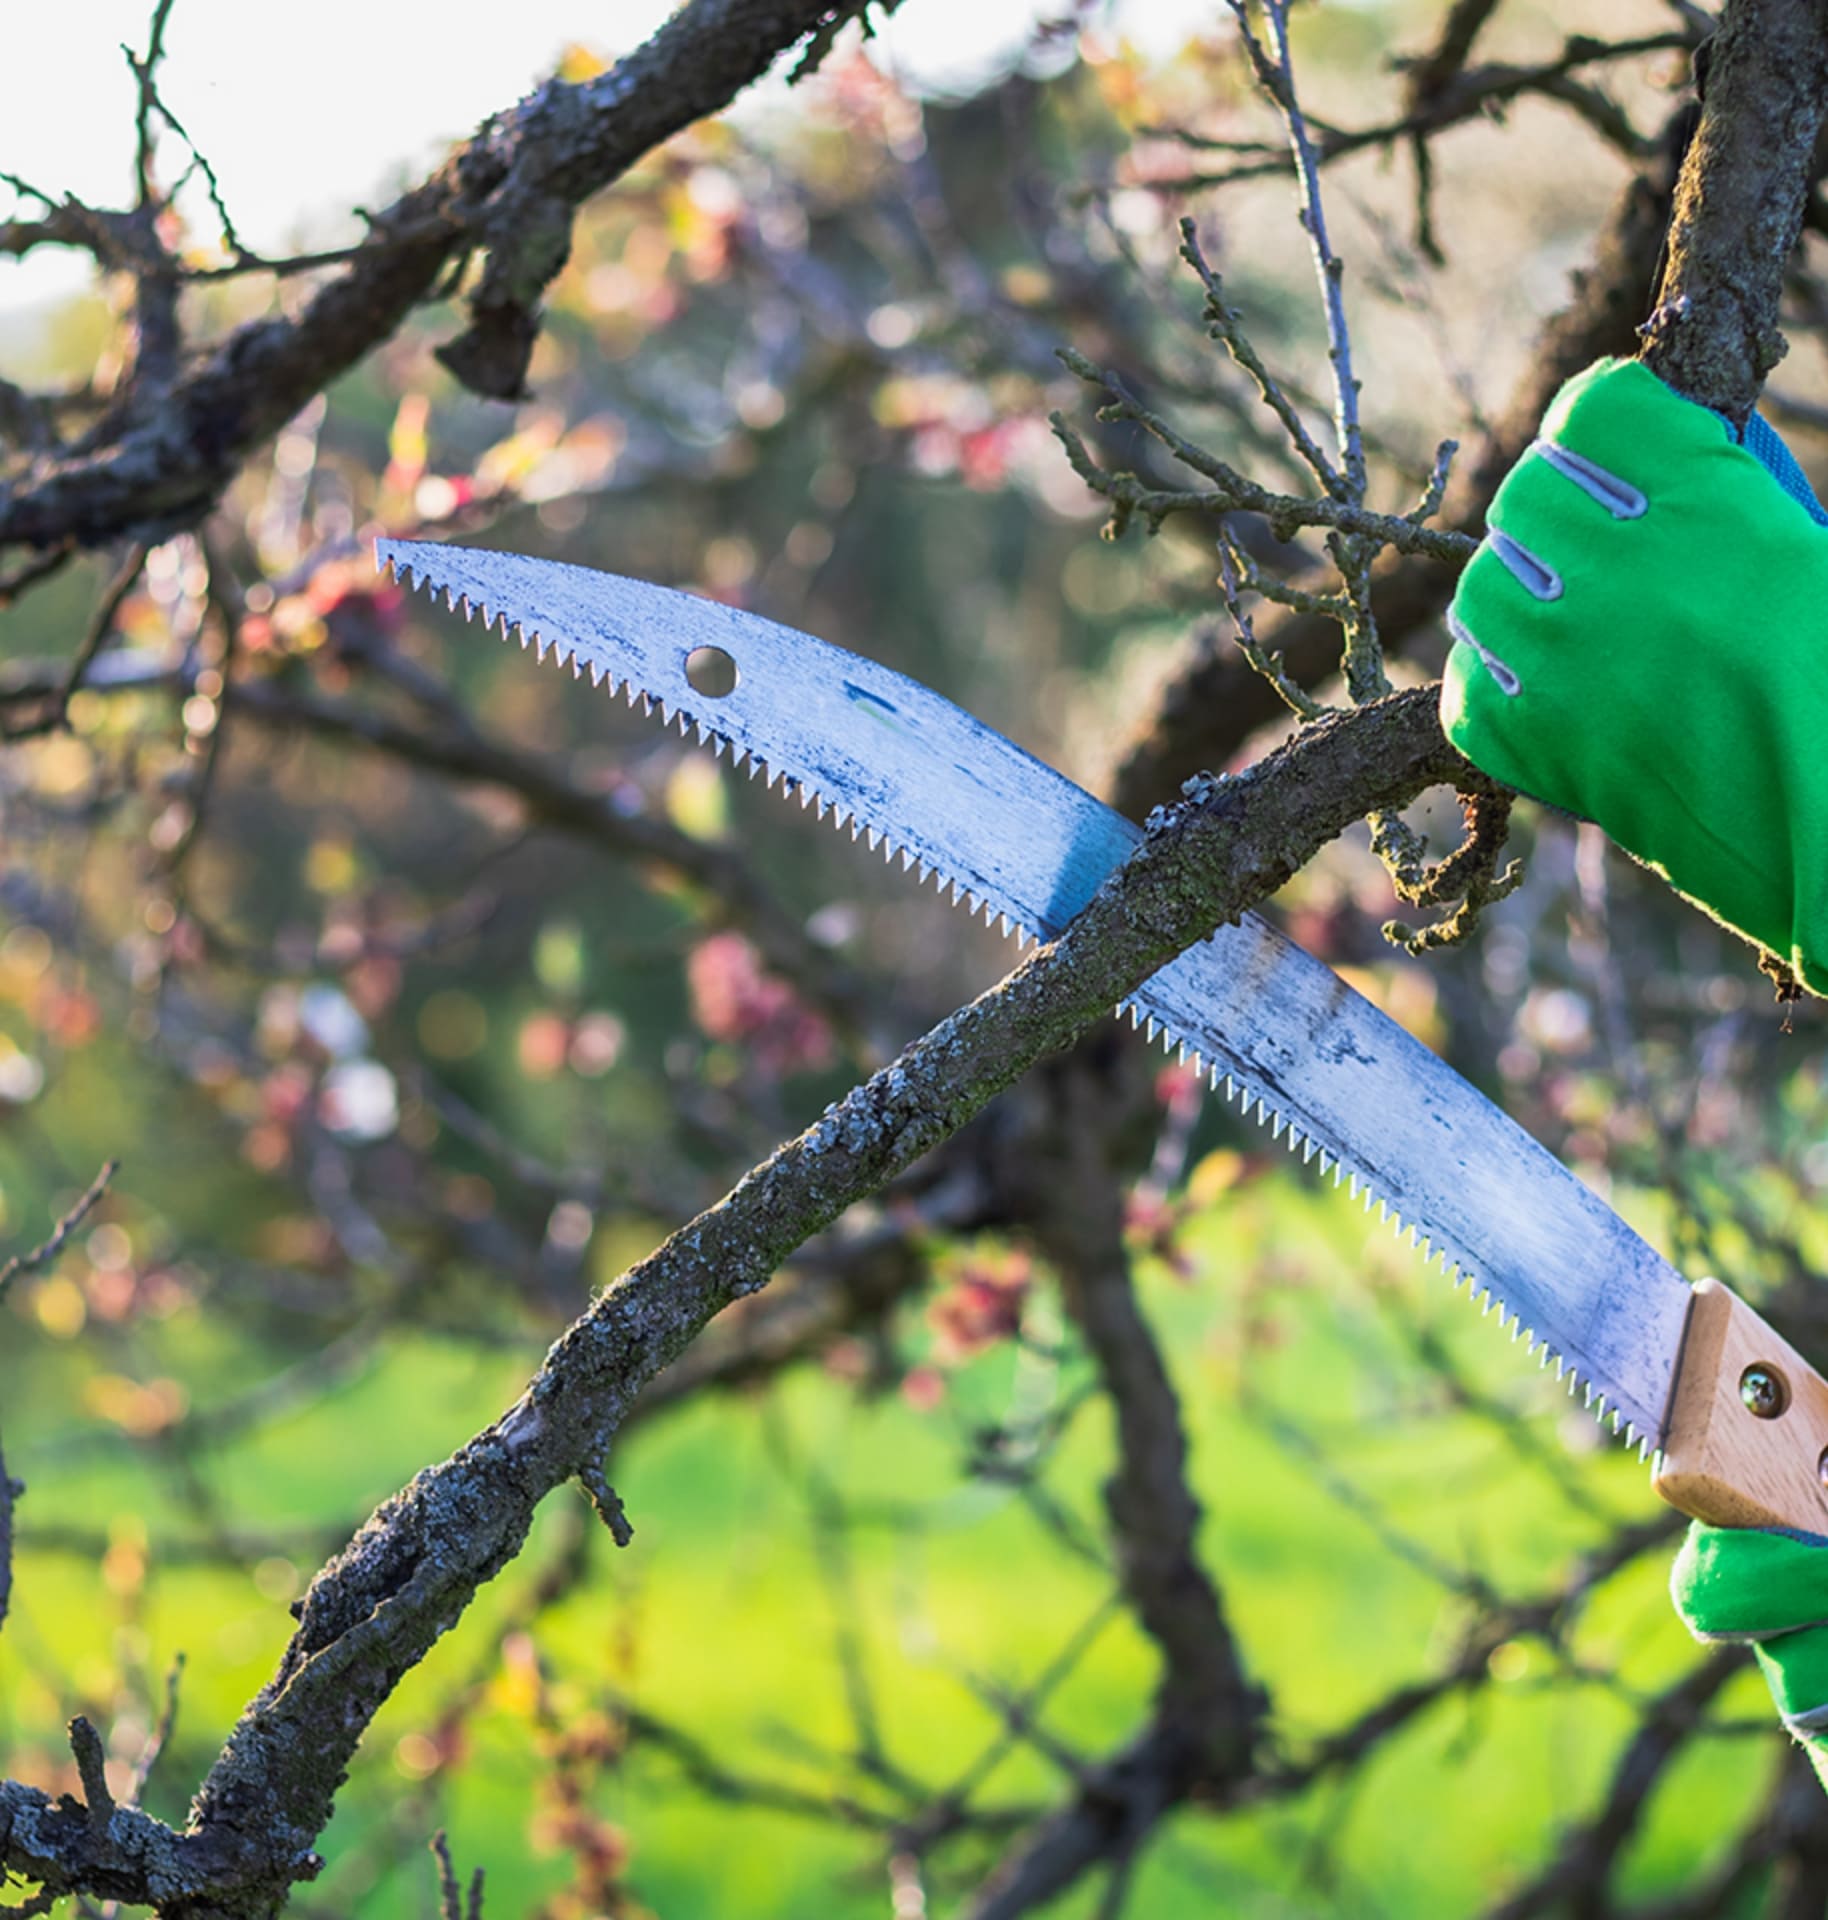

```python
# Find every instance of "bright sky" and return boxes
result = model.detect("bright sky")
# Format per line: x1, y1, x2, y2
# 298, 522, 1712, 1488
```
1, 0, 1205, 319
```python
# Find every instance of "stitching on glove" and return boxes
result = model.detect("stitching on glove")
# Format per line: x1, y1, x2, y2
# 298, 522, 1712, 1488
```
1489, 530, 1563, 602
1447, 606, 1520, 696
1531, 438, 1648, 519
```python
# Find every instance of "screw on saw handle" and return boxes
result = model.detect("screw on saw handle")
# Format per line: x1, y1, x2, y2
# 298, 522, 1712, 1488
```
1654, 1279, 1828, 1533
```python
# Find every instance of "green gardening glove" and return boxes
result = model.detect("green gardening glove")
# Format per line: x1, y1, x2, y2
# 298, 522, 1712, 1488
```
1671, 1522, 1828, 1786
1442, 357, 1828, 994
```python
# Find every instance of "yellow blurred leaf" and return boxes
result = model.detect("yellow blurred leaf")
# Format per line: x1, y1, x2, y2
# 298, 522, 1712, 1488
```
33, 1274, 86, 1339
387, 392, 429, 485
419, 989, 489, 1060
304, 837, 360, 896
476, 410, 565, 495
557, 41, 608, 83
664, 753, 729, 843
30, 735, 93, 800
1187, 1149, 1245, 1209
83, 1373, 188, 1436
1000, 264, 1052, 306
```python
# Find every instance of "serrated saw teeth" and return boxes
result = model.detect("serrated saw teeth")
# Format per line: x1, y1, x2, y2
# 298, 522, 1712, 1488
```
387, 545, 1068, 964
1117, 968, 1619, 1441
384, 538, 1666, 1457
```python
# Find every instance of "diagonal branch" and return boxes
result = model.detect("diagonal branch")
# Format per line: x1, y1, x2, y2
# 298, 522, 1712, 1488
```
1641, 0, 1828, 420
0, 0, 889, 558
0, 683, 1465, 1916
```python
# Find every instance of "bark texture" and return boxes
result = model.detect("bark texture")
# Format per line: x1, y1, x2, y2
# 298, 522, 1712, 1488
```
0, 0, 877, 556
1642, 0, 1828, 420
0, 688, 1464, 1916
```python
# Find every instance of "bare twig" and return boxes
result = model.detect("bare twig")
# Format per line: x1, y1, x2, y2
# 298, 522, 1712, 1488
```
428, 1831, 483, 1920
0, 684, 1469, 1916
578, 1461, 634, 1547
127, 0, 180, 208
1149, 33, 1690, 195
1227, 1, 1365, 500
1049, 352, 1474, 563
67, 1718, 114, 1833
0, 1162, 119, 1304
0, 1438, 18, 1639
1215, 534, 1325, 721
1178, 217, 1337, 493
0, 548, 147, 742
125, 1657, 185, 1809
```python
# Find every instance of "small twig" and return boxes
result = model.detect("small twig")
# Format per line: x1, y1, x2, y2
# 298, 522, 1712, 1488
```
150, 97, 244, 261
1408, 438, 1458, 525
126, 0, 180, 208
0, 1161, 120, 1305
429, 1831, 483, 1920
1145, 33, 1692, 194
0, 169, 57, 212
1216, 535, 1326, 720
1179, 218, 1338, 493
1049, 357, 1474, 563
0, 1435, 19, 1638
1245, 0, 1366, 498
1328, 528, 1385, 704
68, 1717, 115, 1833
0, 547, 148, 742
1402, 0, 1507, 105
578, 1460, 634, 1547
0, 545, 73, 605
1381, 790, 1524, 954
125, 1656, 185, 1808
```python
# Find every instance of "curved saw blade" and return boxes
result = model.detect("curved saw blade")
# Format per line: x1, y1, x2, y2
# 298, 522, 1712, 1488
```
377, 537, 1693, 1451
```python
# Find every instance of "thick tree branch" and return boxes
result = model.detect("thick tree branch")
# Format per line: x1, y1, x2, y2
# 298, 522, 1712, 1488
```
962, 1052, 1259, 1913
0, 685, 1464, 1916
0, 0, 883, 558
1641, 0, 1828, 420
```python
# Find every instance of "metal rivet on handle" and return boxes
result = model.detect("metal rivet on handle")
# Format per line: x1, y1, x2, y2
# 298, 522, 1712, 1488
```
1740, 1363, 1789, 1419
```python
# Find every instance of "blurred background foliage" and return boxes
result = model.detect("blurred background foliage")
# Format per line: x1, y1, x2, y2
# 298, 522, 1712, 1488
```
5, 1, 1828, 1914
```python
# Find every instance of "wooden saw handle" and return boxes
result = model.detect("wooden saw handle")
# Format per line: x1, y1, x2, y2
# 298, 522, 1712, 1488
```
1654, 1278, 1828, 1533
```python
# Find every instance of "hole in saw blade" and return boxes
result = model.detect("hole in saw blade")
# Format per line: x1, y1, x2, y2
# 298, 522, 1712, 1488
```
684, 646, 739, 698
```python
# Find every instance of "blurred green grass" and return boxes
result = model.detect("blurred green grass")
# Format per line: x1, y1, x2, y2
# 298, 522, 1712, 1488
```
2, 1168, 1778, 1916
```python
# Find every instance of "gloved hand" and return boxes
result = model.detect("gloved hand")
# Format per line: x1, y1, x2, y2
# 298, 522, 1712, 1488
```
1671, 1522, 1828, 1786
1442, 357, 1828, 995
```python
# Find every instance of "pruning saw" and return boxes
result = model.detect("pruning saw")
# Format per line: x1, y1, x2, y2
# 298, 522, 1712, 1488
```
376, 537, 1828, 1534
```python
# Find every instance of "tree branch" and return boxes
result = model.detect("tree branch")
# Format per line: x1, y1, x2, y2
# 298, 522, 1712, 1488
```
0, 685, 1464, 1916
962, 1051, 1259, 1912
0, 0, 887, 559
1641, 0, 1828, 420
